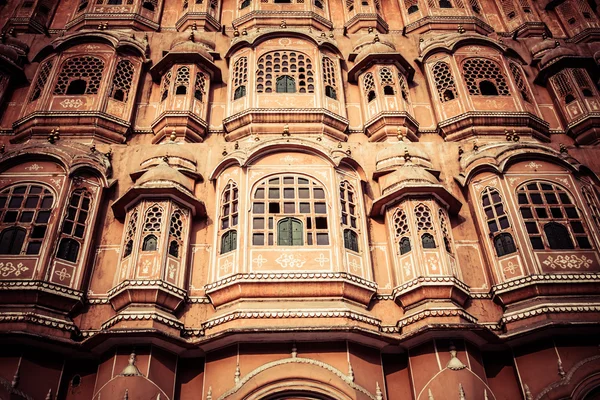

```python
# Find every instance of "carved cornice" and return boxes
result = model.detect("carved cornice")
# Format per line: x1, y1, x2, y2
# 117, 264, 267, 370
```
101, 310, 184, 330
492, 273, 600, 295
231, 10, 333, 30
501, 303, 600, 325
205, 272, 377, 292
107, 279, 187, 298
0, 280, 84, 300
202, 309, 381, 330
65, 12, 160, 31
186, 297, 211, 304
392, 275, 470, 296
0, 312, 78, 332
535, 355, 600, 400
405, 15, 493, 35
175, 11, 221, 31
397, 308, 478, 328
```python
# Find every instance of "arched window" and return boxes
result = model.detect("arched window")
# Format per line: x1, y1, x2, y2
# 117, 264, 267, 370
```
161, 71, 171, 102
379, 68, 395, 95
400, 237, 411, 255
168, 209, 184, 258
220, 182, 239, 254
57, 189, 92, 263
405, 0, 418, 13
57, 238, 80, 262
251, 175, 329, 246
393, 208, 411, 255
0, 184, 54, 255
439, 209, 453, 253
276, 75, 296, 93
256, 51, 314, 94
221, 230, 237, 254
110, 59, 134, 102
54, 56, 104, 95
344, 229, 359, 252
462, 58, 510, 96
29, 59, 53, 102
364, 73, 376, 102
142, 234, 158, 251
398, 73, 409, 102
233, 57, 248, 99
432, 61, 457, 102
278, 217, 303, 246
0, 227, 26, 255
494, 232, 516, 256
322, 57, 338, 100
241, 0, 250, 7
194, 71, 206, 101
582, 186, 600, 232
439, 0, 452, 7
509, 62, 531, 103
551, 71, 575, 105
421, 233, 436, 248
122, 208, 139, 258
518, 181, 592, 250
340, 181, 359, 252
175, 66, 190, 95
142, 0, 157, 10
573, 69, 596, 98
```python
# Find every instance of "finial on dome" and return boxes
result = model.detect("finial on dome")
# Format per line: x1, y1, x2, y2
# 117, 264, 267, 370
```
446, 342, 466, 370
373, 34, 380, 43
120, 352, 142, 376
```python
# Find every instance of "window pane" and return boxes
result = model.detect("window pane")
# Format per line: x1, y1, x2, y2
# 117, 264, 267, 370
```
36, 211, 51, 223
4, 211, 17, 223
232, 214, 238, 225
351, 217, 357, 228
82, 197, 91, 210
269, 217, 273, 229
298, 178, 309, 185
283, 177, 294, 184
31, 225, 47, 239
269, 202, 280, 213
520, 207, 533, 218
70, 194, 80, 207
527, 183, 538, 190
77, 211, 88, 224
14, 186, 26, 194
559, 193, 571, 204
518, 193, 528, 204
545, 193, 558, 204
253, 203, 265, 213
26, 241, 41, 255
299, 203, 310, 213
314, 203, 326, 214
491, 192, 501, 203
269, 188, 280, 199
253, 233, 264, 245
525, 222, 538, 234
20, 211, 34, 223
535, 208, 548, 218
67, 207, 77, 220
298, 188, 310, 198
531, 193, 543, 204
284, 203, 295, 213
41, 196, 53, 208
577, 236, 592, 249
29, 186, 42, 194
485, 207, 494, 219
63, 220, 74, 234
494, 204, 504, 215
25, 196, 39, 208
540, 183, 552, 190
316, 233, 329, 245
8, 197, 23, 208
284, 188, 294, 198
488, 220, 498, 233
74, 224, 85, 238
499, 216, 510, 229
530, 236, 544, 249
0, 197, 6, 208
315, 217, 327, 229
253, 218, 264, 229
565, 207, 578, 218
570, 221, 585, 233
269, 178, 279, 184
550, 208, 563, 218
313, 188, 325, 199
255, 188, 265, 199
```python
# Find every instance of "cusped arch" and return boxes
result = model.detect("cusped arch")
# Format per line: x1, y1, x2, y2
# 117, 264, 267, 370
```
218, 357, 377, 400
536, 355, 600, 400
33, 30, 149, 63
0, 142, 111, 187
456, 142, 588, 187
225, 30, 344, 60
210, 138, 364, 181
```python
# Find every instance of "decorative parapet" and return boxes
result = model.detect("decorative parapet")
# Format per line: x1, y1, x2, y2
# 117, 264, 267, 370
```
0, 311, 79, 333
0, 279, 84, 300
101, 309, 184, 330
492, 273, 600, 294
397, 308, 478, 329
501, 303, 600, 325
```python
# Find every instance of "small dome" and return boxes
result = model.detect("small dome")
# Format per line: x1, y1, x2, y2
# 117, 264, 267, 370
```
530, 39, 557, 58
169, 33, 215, 61
353, 35, 396, 63
136, 161, 193, 192
141, 142, 197, 166
0, 44, 19, 64
379, 166, 439, 195
540, 46, 577, 69
376, 142, 432, 172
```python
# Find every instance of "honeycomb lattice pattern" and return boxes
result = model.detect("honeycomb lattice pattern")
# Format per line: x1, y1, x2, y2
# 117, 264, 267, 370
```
110, 59, 134, 102
122, 208, 138, 258
439, 208, 453, 253
195, 71, 206, 101
345, 0, 354, 11
509, 62, 530, 103
379, 67, 394, 86
578, 0, 596, 18
462, 58, 510, 96
161, 70, 171, 102
363, 72, 375, 94
393, 208, 409, 238
398, 73, 409, 101
30, 59, 53, 102
551, 71, 573, 99
573, 69, 593, 92
54, 56, 104, 95
432, 61, 457, 102
415, 203, 433, 231
175, 66, 190, 90
169, 210, 184, 239
322, 57, 337, 89
233, 57, 248, 89
499, 0, 516, 19
256, 51, 314, 93
143, 205, 163, 232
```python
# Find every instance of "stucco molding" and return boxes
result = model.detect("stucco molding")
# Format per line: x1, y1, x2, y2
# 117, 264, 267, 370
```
397, 308, 478, 328
392, 275, 470, 296
0, 311, 78, 332
501, 303, 600, 324
0, 279, 84, 300
491, 273, 600, 294
534, 354, 600, 400
217, 356, 378, 400
107, 279, 187, 298
202, 309, 381, 330
101, 309, 184, 330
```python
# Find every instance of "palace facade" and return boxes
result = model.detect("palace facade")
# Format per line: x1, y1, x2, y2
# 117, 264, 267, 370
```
0, 0, 600, 398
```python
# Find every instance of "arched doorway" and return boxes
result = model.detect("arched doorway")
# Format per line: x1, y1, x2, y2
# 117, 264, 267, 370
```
585, 386, 600, 400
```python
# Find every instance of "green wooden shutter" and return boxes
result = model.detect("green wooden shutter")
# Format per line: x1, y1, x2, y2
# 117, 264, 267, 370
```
292, 218, 303, 245
287, 76, 295, 93
276, 77, 286, 93
278, 218, 291, 245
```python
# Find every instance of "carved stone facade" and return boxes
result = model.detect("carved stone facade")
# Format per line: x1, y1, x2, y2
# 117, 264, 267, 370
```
1, 0, 600, 398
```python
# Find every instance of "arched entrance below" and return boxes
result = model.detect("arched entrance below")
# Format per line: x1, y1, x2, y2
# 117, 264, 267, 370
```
584, 386, 600, 400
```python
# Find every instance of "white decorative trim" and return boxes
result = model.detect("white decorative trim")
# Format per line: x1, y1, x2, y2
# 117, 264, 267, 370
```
397, 308, 478, 328
502, 303, 600, 324
492, 273, 600, 294
535, 355, 600, 400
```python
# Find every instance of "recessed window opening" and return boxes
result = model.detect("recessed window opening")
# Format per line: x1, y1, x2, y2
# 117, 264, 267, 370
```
408, 4, 418, 12
66, 79, 87, 95
439, 0, 452, 7
583, 88, 594, 97
421, 233, 436, 249
234, 86, 246, 99
494, 232, 516, 257
479, 80, 499, 96
143, 0, 155, 10
367, 90, 376, 102
565, 94, 576, 103
383, 85, 394, 95
57, 238, 80, 262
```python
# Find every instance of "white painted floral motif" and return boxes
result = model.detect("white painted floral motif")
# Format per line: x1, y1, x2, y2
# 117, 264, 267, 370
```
168, 263, 176, 280
403, 261, 411, 277
426, 256, 439, 272
503, 261, 518, 275
555, 178, 570, 187
55, 268, 72, 282
348, 258, 361, 272
314, 253, 329, 267
525, 161, 542, 169
0, 262, 28, 277
280, 155, 299, 164
275, 254, 306, 269
60, 99, 83, 108
220, 258, 233, 273
252, 254, 268, 268
543, 255, 593, 269
141, 259, 151, 274
25, 164, 43, 171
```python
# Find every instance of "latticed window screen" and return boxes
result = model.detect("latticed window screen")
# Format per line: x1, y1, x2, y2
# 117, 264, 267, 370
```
220, 182, 239, 254
194, 71, 206, 101
251, 175, 329, 246
57, 189, 92, 263
439, 209, 453, 253
340, 181, 359, 252
509, 62, 531, 102
405, 0, 418, 13
0, 184, 54, 256
379, 67, 395, 95
233, 57, 248, 99
168, 209, 184, 258
398, 73, 409, 101
256, 51, 314, 94
161, 71, 171, 102
363, 72, 376, 101
578, 0, 595, 18
30, 60, 53, 102
517, 181, 592, 250
175, 66, 190, 95
393, 208, 411, 255
110, 59, 134, 102
141, 204, 163, 251
123, 208, 138, 258
499, 0, 517, 19
558, 1, 578, 23
54, 56, 104, 95
573, 69, 595, 96
432, 61, 457, 102
415, 203, 436, 249
550, 71, 575, 103
322, 57, 337, 99
462, 58, 510, 96
582, 186, 600, 233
